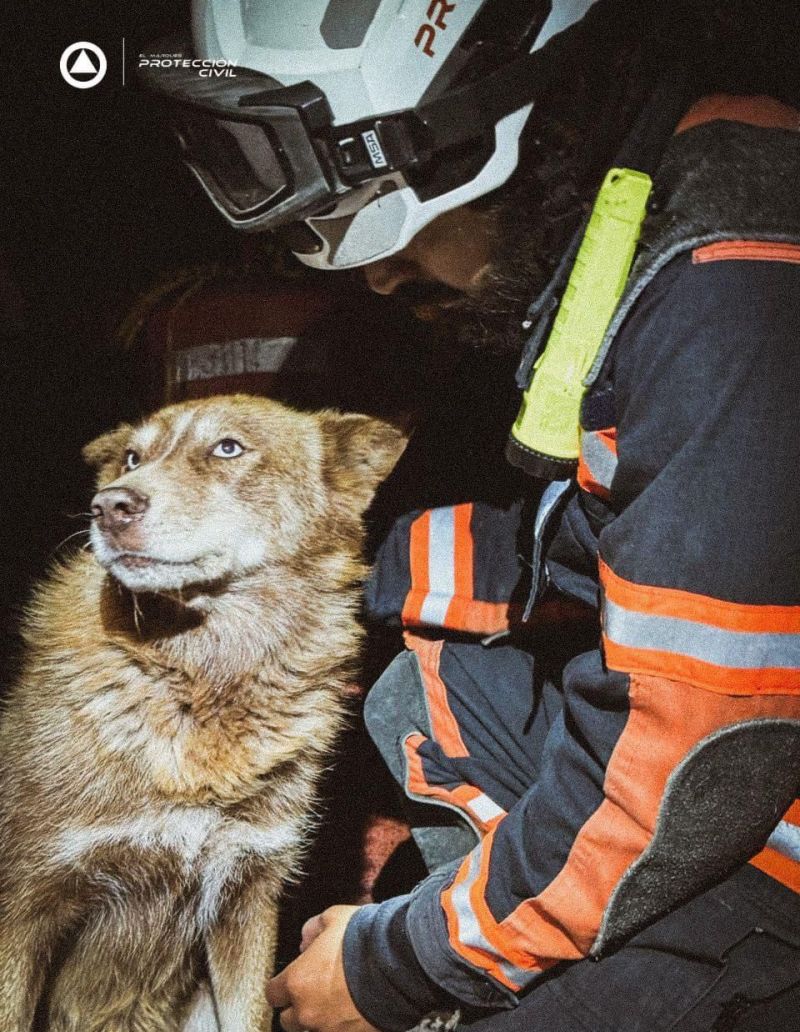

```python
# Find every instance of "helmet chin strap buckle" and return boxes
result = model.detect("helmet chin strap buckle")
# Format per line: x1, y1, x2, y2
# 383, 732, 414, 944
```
330, 116, 423, 187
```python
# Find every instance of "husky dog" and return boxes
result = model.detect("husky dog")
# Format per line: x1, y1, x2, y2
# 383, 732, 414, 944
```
0, 395, 406, 1032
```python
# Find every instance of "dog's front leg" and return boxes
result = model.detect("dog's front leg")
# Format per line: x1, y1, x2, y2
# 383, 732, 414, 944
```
205, 878, 280, 1032
182, 982, 221, 1032
0, 917, 51, 1031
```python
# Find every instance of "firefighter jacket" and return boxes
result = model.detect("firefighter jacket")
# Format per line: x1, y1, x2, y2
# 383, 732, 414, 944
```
343, 99, 800, 1030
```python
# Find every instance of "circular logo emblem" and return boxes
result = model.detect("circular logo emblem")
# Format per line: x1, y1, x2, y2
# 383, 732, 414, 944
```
60, 42, 107, 89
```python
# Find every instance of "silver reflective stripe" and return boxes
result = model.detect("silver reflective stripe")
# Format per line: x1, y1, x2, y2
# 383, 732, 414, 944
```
581, 431, 618, 490
534, 479, 572, 541
604, 598, 800, 669
467, 793, 505, 825
524, 478, 572, 621
173, 337, 298, 383
767, 820, 800, 862
448, 848, 535, 989
420, 507, 455, 626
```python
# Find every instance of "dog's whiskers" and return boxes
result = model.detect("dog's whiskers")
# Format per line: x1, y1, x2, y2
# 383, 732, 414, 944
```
131, 593, 144, 636
53, 528, 92, 555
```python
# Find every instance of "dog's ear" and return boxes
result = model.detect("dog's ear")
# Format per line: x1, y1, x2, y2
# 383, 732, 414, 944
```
321, 412, 409, 512
82, 425, 133, 473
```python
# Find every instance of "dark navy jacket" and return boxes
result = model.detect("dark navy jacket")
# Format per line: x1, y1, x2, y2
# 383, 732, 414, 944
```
344, 104, 800, 1031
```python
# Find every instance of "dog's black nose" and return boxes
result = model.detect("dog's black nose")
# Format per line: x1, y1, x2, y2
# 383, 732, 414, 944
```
91, 487, 150, 528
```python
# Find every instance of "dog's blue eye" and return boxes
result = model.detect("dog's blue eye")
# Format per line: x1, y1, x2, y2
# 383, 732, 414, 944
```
211, 439, 245, 459
124, 450, 141, 471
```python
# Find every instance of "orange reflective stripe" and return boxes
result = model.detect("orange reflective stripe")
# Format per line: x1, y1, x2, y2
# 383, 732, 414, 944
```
453, 503, 474, 602
403, 734, 505, 834
442, 675, 800, 979
502, 675, 800, 952
600, 559, 800, 633
402, 510, 431, 625
449, 599, 517, 635
406, 597, 515, 634
603, 641, 800, 696
675, 93, 800, 134
783, 799, 800, 826
578, 427, 618, 499
693, 240, 800, 265
409, 638, 470, 757
577, 456, 609, 499
446, 503, 517, 629
405, 734, 469, 804
750, 846, 800, 895
404, 731, 436, 799
596, 427, 618, 456
441, 829, 549, 989
600, 560, 800, 696
403, 504, 516, 635
577, 458, 608, 499
470, 828, 565, 969
441, 845, 523, 990
497, 678, 664, 958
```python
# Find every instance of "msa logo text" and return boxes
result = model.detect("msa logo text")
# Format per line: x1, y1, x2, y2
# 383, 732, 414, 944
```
415, 1, 457, 58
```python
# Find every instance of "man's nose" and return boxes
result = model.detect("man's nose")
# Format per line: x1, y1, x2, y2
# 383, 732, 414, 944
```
91, 487, 150, 529
363, 256, 419, 295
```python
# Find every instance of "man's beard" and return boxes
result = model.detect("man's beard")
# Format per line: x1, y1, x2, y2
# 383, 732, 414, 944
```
444, 226, 549, 355
396, 184, 573, 356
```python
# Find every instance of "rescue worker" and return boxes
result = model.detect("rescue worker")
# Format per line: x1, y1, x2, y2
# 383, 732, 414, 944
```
142, 1, 800, 1028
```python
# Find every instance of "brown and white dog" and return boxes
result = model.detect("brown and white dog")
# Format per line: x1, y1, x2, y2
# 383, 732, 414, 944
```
0, 394, 406, 1032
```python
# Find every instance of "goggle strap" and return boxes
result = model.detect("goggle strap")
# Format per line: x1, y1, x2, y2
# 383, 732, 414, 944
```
238, 80, 333, 132
324, 29, 571, 184
414, 38, 562, 151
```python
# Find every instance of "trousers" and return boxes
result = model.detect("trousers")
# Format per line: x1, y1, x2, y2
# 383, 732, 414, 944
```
365, 640, 800, 1032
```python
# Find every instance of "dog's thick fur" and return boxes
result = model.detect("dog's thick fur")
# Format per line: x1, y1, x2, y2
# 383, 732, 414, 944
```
0, 395, 406, 1032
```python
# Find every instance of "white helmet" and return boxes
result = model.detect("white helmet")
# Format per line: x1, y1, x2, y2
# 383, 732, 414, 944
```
141, 1, 600, 269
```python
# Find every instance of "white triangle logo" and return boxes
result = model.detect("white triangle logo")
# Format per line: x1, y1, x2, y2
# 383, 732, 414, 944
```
70, 49, 98, 75
60, 41, 107, 89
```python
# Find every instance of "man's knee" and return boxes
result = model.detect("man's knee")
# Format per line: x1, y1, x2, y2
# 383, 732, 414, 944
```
364, 650, 430, 781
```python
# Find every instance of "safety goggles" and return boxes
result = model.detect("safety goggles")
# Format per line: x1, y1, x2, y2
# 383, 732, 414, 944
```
139, 43, 433, 236
139, 38, 559, 242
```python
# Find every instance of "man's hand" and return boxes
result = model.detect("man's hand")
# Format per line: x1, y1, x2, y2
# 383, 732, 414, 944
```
267, 905, 381, 1032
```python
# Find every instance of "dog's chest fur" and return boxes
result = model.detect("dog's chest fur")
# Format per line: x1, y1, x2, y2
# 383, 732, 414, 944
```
76, 646, 329, 803
3, 553, 349, 927
52, 805, 304, 927
47, 669, 322, 930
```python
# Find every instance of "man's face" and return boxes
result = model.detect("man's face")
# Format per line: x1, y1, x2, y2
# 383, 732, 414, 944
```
361, 195, 548, 354
363, 205, 494, 302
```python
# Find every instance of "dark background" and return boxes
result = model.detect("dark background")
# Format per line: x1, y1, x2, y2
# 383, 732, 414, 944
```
2, 0, 223, 639
2, 0, 800, 983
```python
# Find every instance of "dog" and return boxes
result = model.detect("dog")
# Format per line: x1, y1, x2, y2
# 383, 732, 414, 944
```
0, 394, 406, 1032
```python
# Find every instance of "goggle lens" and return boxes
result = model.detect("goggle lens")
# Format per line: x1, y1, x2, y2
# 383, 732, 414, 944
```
175, 111, 288, 216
